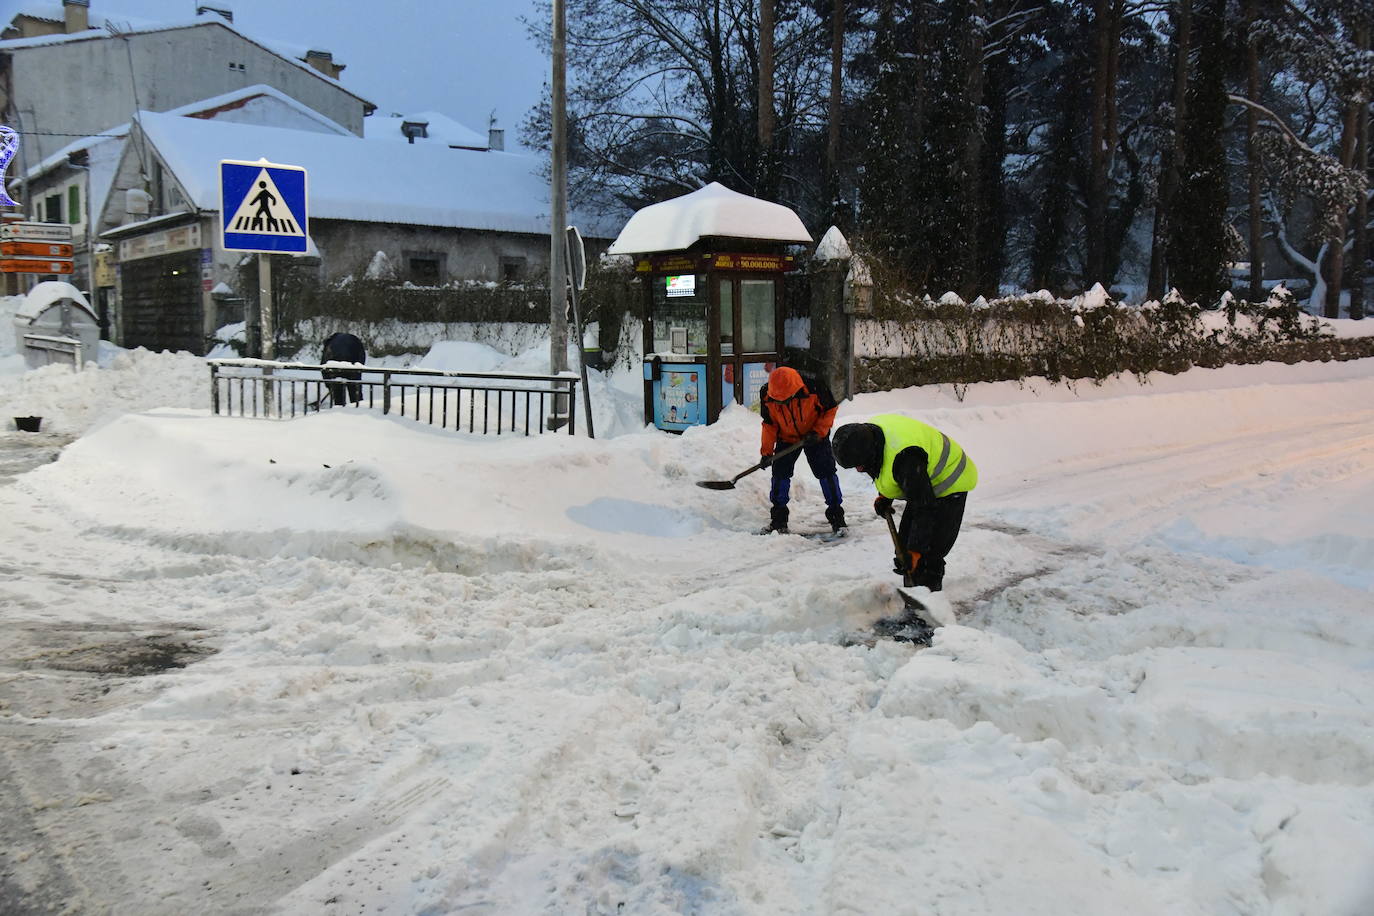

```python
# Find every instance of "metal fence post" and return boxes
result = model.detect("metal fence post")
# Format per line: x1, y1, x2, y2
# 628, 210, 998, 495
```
210, 363, 220, 416
566, 378, 577, 435
382, 370, 392, 416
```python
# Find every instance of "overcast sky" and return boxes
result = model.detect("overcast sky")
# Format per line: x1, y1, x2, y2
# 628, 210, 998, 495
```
82, 0, 552, 148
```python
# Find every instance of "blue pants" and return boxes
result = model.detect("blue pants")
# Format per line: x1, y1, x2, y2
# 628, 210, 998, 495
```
769, 438, 843, 508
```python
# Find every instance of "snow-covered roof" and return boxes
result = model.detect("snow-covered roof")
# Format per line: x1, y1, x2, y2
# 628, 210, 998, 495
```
14, 280, 93, 322
365, 111, 488, 150
133, 110, 622, 238
0, 13, 373, 108
24, 85, 351, 181
606, 182, 811, 255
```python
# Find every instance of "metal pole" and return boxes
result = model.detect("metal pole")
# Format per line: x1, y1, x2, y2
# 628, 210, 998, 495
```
258, 253, 274, 359
258, 252, 274, 414
548, 0, 570, 429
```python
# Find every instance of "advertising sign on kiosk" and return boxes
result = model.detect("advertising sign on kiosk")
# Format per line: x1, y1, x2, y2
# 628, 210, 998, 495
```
605, 183, 812, 432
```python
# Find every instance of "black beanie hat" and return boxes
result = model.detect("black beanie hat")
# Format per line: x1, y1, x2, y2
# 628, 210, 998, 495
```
832, 423, 882, 471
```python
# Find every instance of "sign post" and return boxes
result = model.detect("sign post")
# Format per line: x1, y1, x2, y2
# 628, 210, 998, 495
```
220, 158, 308, 408
564, 225, 594, 438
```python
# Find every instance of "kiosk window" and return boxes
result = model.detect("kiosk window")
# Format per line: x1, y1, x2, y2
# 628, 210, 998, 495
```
740, 279, 776, 352
718, 281, 734, 355
652, 274, 708, 355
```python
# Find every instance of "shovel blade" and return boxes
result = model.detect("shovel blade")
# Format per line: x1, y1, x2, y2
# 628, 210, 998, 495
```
695, 480, 737, 490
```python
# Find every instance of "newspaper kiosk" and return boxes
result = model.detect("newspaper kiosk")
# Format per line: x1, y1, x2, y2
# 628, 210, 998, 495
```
604, 183, 812, 432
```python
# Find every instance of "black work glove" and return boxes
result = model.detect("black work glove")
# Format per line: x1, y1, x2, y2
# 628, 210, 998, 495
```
893, 550, 921, 577
873, 495, 894, 519
803, 432, 821, 445
758, 453, 773, 469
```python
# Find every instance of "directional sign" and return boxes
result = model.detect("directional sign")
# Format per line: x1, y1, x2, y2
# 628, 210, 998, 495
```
219, 159, 308, 253
1, 241, 73, 258
0, 222, 74, 243
1, 258, 73, 274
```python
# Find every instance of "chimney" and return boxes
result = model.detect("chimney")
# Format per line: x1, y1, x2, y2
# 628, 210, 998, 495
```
63, 0, 90, 33
488, 128, 504, 151
196, 4, 233, 22
305, 49, 344, 79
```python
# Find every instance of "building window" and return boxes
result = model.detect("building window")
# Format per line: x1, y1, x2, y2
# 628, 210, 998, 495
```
44, 193, 62, 223
500, 256, 526, 282
68, 185, 81, 224
405, 252, 445, 286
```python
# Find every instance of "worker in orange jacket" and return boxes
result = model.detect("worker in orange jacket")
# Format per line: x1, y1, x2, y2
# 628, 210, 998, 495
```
758, 366, 846, 535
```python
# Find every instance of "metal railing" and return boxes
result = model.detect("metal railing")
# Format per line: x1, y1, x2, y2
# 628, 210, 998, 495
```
23, 334, 83, 370
209, 359, 578, 436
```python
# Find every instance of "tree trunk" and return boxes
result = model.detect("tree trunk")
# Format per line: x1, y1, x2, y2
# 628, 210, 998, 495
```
1148, 0, 1190, 299
757, 0, 777, 199
1324, 94, 1362, 318
1086, 0, 1113, 287
958, 0, 987, 298
976, 3, 1009, 296
1244, 0, 1264, 301
826, 0, 845, 228
1350, 22, 1369, 320
1169, 0, 1229, 304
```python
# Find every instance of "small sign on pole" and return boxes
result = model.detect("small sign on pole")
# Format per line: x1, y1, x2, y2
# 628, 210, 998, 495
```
220, 158, 307, 368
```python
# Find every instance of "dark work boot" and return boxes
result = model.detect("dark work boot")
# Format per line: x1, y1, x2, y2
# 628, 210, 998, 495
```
764, 504, 790, 534
825, 504, 847, 533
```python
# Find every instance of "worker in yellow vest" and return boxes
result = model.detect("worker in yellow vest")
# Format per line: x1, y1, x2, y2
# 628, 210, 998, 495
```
831, 415, 977, 592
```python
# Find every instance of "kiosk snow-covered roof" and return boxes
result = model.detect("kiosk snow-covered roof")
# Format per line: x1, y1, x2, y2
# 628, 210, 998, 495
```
606, 182, 811, 255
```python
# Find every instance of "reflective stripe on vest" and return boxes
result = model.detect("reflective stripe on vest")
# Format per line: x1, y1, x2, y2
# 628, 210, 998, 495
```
871, 414, 977, 499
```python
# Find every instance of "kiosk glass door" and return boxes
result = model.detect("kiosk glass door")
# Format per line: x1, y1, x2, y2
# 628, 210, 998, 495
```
740, 279, 776, 352
716, 275, 779, 414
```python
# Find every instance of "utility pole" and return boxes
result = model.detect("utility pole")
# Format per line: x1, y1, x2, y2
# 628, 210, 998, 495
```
548, 0, 570, 428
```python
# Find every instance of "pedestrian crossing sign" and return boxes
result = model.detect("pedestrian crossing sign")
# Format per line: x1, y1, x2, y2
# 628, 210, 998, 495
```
219, 159, 309, 253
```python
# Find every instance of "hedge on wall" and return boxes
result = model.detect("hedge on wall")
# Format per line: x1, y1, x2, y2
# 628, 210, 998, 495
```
852, 287, 1374, 394
259, 259, 641, 358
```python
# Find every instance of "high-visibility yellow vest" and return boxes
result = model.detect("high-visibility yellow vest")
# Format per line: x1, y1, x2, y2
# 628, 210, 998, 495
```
871, 414, 978, 499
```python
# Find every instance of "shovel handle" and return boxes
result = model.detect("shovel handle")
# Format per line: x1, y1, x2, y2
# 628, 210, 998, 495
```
733, 437, 807, 484
884, 510, 916, 588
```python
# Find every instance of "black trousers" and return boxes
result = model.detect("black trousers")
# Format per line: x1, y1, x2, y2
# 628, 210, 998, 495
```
323, 369, 363, 405
898, 491, 968, 582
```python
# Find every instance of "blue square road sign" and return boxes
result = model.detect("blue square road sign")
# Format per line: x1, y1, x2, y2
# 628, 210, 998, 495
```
220, 159, 308, 253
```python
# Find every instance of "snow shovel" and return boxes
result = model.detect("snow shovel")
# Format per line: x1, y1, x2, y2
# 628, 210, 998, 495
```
696, 439, 806, 490
882, 508, 934, 619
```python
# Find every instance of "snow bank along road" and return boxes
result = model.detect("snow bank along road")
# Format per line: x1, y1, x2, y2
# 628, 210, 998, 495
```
1, 360, 1372, 915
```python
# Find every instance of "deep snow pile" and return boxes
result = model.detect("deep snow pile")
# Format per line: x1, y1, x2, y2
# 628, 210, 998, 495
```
1, 322, 1373, 913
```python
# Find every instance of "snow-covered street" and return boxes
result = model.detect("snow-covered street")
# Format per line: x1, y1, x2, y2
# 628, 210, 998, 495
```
1, 352, 1373, 915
